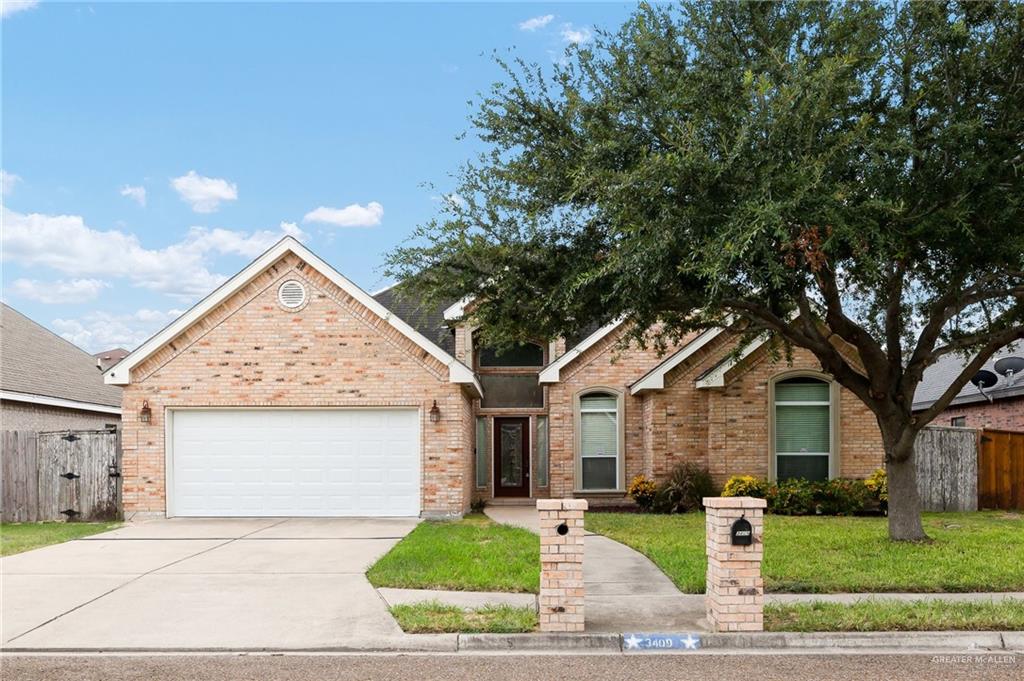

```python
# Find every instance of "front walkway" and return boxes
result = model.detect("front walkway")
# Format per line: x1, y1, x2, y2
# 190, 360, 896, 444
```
484, 506, 704, 632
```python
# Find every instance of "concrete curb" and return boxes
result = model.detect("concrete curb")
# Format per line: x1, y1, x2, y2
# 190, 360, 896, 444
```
2, 631, 1019, 655
457, 630, 1019, 653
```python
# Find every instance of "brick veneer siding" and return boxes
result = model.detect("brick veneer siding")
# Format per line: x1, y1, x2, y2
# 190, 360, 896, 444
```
546, 329, 885, 501
120, 253, 474, 517
0, 400, 120, 431
933, 396, 1024, 431
545, 328, 690, 501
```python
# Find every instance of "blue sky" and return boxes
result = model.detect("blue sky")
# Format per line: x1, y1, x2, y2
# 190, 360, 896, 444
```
2, 1, 636, 352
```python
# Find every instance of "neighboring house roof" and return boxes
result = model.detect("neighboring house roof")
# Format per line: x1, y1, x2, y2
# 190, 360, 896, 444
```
538, 318, 626, 383
913, 343, 1024, 411
93, 348, 130, 372
0, 303, 123, 413
103, 237, 481, 396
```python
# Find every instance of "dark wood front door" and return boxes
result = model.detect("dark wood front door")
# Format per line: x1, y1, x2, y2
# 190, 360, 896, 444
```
493, 417, 530, 497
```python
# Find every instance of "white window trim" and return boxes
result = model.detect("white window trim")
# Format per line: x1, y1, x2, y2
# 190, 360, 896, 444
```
573, 387, 625, 493
769, 371, 841, 481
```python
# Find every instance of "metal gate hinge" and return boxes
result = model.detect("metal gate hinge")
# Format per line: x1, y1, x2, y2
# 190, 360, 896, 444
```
60, 472, 80, 480
60, 509, 80, 518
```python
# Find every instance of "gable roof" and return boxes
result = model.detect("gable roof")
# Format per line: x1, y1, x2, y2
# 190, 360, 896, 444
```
0, 304, 123, 412
538, 318, 626, 383
694, 333, 769, 388
630, 327, 727, 394
103, 237, 481, 396
913, 342, 1024, 410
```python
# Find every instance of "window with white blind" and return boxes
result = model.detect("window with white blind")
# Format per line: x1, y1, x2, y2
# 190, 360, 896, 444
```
773, 376, 834, 482
578, 392, 620, 490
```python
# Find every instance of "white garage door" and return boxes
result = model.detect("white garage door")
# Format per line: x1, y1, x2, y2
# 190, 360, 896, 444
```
169, 409, 420, 517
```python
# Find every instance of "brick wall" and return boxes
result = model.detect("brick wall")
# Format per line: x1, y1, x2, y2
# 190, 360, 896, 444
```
935, 396, 1024, 431
120, 253, 473, 517
1, 400, 120, 432
547, 328, 885, 501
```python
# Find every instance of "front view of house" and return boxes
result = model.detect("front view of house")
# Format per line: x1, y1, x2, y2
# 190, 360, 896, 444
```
106, 237, 884, 518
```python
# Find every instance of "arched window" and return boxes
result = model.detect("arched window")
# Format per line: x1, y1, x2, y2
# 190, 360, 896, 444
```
772, 375, 836, 481
576, 390, 623, 491
478, 342, 545, 367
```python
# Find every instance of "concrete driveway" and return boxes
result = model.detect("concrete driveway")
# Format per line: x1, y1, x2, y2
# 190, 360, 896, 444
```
1, 517, 421, 650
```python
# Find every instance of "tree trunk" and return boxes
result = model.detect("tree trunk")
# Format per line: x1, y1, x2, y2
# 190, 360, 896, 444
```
885, 442, 929, 542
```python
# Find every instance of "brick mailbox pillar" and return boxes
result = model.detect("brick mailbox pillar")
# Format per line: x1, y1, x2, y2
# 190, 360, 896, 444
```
537, 498, 588, 632
703, 496, 766, 632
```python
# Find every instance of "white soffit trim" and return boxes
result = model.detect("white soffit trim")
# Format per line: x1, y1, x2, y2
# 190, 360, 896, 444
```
630, 327, 726, 394
443, 295, 474, 321
103, 237, 482, 397
0, 390, 122, 415
538, 317, 627, 384
695, 333, 769, 389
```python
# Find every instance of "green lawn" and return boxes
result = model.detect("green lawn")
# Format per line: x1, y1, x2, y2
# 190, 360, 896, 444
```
766, 599, 1024, 632
586, 511, 1024, 594
389, 601, 537, 633
367, 514, 539, 593
0, 521, 120, 557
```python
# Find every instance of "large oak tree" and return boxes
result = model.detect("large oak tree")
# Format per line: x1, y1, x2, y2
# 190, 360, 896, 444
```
388, 1, 1024, 540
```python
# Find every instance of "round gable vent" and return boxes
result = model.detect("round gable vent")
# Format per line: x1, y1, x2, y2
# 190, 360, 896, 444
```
278, 280, 307, 309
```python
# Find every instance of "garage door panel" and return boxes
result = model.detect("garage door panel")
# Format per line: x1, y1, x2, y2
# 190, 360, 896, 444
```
170, 409, 420, 517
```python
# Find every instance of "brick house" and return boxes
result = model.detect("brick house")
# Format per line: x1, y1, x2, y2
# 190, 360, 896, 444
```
913, 343, 1024, 431
106, 237, 884, 519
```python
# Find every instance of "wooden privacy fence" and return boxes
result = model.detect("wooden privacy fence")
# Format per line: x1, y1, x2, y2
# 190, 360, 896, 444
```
1, 429, 122, 522
914, 426, 979, 512
978, 429, 1024, 511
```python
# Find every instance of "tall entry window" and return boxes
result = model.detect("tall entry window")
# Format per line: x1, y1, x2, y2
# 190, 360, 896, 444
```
578, 392, 620, 490
773, 376, 834, 481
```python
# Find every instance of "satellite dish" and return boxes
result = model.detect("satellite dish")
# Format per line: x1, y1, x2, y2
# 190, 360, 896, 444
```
994, 356, 1024, 380
971, 369, 998, 389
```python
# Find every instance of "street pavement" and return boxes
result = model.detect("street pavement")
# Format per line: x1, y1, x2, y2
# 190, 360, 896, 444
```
2, 652, 1020, 681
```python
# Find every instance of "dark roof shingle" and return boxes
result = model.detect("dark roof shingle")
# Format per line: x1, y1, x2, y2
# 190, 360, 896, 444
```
1, 304, 123, 408
913, 342, 1024, 410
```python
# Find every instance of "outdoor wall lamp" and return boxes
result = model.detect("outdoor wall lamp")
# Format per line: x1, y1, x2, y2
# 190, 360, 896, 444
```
139, 400, 152, 424
429, 400, 441, 423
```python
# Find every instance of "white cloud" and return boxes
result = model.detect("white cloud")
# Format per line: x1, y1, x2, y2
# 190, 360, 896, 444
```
52, 308, 186, 353
1, 0, 38, 19
519, 14, 554, 31
303, 201, 383, 227
1, 170, 21, 196
561, 24, 592, 44
170, 170, 238, 213
183, 222, 308, 259
0, 206, 304, 300
9, 278, 110, 304
120, 184, 147, 207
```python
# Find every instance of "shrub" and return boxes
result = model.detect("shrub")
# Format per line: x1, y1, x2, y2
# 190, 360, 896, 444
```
722, 475, 769, 498
766, 477, 872, 515
653, 462, 716, 513
627, 475, 658, 512
766, 479, 816, 515
814, 478, 870, 516
864, 468, 888, 509
470, 498, 488, 514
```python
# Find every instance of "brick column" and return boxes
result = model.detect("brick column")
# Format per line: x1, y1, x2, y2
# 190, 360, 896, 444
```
703, 496, 766, 632
537, 498, 587, 632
